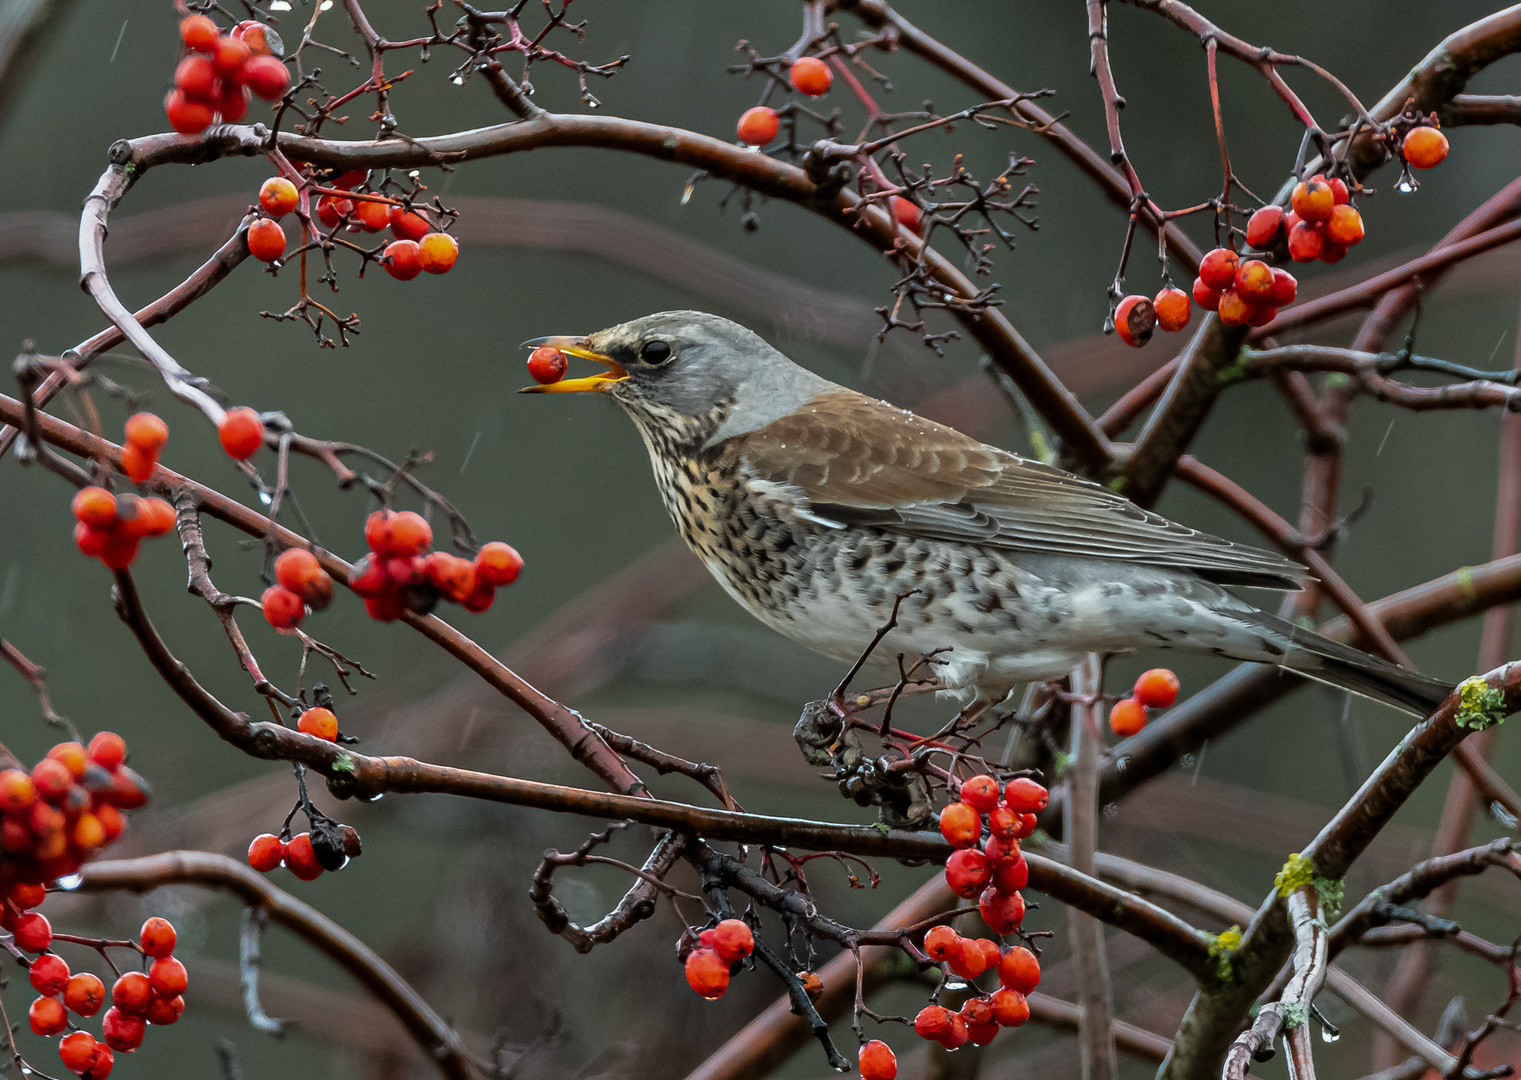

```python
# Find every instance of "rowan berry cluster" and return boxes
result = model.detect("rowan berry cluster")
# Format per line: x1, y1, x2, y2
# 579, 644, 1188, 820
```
347, 510, 524, 622
1108, 667, 1181, 737
70, 413, 178, 568
261, 548, 336, 630
681, 917, 755, 1000
937, 775, 1044, 935
911, 930, 1042, 1050
165, 14, 289, 135
246, 823, 359, 882
2, 737, 180, 1077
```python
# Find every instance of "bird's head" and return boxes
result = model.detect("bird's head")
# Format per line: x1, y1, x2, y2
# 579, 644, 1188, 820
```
520, 310, 832, 447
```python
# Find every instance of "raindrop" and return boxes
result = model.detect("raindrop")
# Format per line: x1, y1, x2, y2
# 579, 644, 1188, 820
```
258, 490, 273, 506
1115, 754, 1130, 773
56, 873, 83, 891
364, 791, 384, 802
1320, 1027, 1340, 1043
680, 184, 694, 206
270, 0, 290, 8
1397, 179, 1415, 193
319, 0, 333, 9
943, 978, 967, 991
450, 74, 464, 86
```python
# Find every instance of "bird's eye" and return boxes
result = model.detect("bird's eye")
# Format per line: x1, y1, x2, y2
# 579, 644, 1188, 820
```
639, 340, 673, 365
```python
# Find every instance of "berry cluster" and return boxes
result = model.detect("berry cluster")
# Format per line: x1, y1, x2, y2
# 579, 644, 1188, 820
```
246, 824, 358, 882
1245, 173, 1364, 268
911, 931, 1042, 1050
681, 918, 755, 1000
347, 511, 524, 622
261, 548, 336, 630
72, 488, 175, 570
733, 53, 833, 147
1108, 667, 1180, 737
250, 171, 461, 278
937, 775, 1044, 936
166, 15, 289, 135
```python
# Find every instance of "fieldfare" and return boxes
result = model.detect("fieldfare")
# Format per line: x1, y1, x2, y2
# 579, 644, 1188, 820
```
522, 311, 1449, 715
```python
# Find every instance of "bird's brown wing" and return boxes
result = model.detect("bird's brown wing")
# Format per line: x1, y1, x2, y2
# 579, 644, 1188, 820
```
727, 390, 1306, 589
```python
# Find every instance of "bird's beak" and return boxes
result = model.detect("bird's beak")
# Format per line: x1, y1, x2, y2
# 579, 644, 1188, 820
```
517, 336, 629, 394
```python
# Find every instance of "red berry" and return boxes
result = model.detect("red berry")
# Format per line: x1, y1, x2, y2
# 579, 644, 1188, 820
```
144, 994, 184, 1026
259, 177, 299, 217
1291, 178, 1335, 223
1134, 668, 1180, 708
978, 886, 1026, 934
1109, 697, 1146, 736
922, 924, 960, 962
213, 35, 252, 77
1247, 302, 1278, 327
527, 346, 568, 384
987, 805, 1020, 840
364, 593, 406, 622
1319, 242, 1348, 265
217, 85, 250, 123
991, 850, 1028, 893
72, 487, 118, 528
10, 883, 46, 908
1233, 259, 1274, 304
417, 233, 459, 274
944, 848, 991, 898
946, 937, 988, 980
218, 407, 265, 458
297, 706, 338, 741
789, 56, 832, 97
101, 1006, 145, 1052
124, 413, 168, 454
1216, 288, 1254, 327
284, 832, 323, 880
247, 218, 286, 262
174, 56, 218, 101
60, 1031, 98, 1075
982, 832, 1019, 866
1287, 220, 1326, 263
164, 90, 214, 135
261, 585, 304, 630
96, 804, 126, 845
1268, 267, 1298, 307
858, 1039, 896, 1079
736, 106, 779, 146
938, 1013, 969, 1050
1154, 286, 1191, 333
1245, 205, 1284, 249
30, 953, 70, 994
712, 918, 754, 962
913, 1004, 952, 1040
30, 994, 68, 1036
275, 548, 323, 595
384, 240, 421, 280
180, 15, 219, 52
244, 55, 290, 100
959, 774, 1000, 813
938, 801, 981, 848
111, 972, 152, 1017
1403, 127, 1449, 170
998, 945, 1041, 993
352, 198, 390, 232
1113, 294, 1156, 348
474, 542, 523, 586
1191, 276, 1222, 312
1315, 174, 1351, 205
247, 833, 284, 872
966, 1018, 1000, 1046
15, 911, 51, 952
148, 956, 187, 998
1326, 204, 1364, 248
1002, 778, 1048, 814
119, 442, 155, 484
316, 195, 352, 229
390, 208, 431, 241
684, 948, 729, 1000
139, 917, 176, 959
105, 766, 149, 811
65, 973, 106, 1017
891, 196, 922, 235
233, 21, 279, 57
1198, 247, 1239, 291
387, 511, 433, 556
991, 987, 1030, 1026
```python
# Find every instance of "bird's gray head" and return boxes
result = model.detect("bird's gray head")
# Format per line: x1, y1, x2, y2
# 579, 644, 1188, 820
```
520, 310, 833, 447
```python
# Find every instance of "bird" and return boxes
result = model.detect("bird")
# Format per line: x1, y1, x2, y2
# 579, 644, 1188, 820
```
520, 310, 1450, 716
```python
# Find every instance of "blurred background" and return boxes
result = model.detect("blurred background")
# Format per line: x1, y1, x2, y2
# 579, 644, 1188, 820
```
1, 1, 1518, 1077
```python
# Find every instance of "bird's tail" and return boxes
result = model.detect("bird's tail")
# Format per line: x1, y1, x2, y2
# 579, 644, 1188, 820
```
1245, 609, 1452, 716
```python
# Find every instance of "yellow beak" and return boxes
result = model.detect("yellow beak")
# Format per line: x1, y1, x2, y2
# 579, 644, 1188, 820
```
517, 336, 629, 393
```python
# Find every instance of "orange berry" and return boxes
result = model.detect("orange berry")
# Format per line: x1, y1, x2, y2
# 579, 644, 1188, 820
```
233, 21, 278, 57
1287, 220, 1326, 263
961, 996, 994, 1026
72, 487, 118, 528
1109, 697, 1146, 737
124, 412, 168, 453
998, 944, 1041, 993
939, 1012, 969, 1050
991, 849, 1028, 892
14, 910, 51, 951
1134, 667, 1180, 708
914, 1004, 953, 1040
417, 232, 459, 274
528, 346, 567, 384
248, 833, 284, 871
175, 55, 218, 100
384, 239, 421, 280
145, 994, 185, 1026
101, 1006, 144, 1051
1198, 247, 1239, 291
316, 195, 352, 229
71, 812, 105, 851
10, 882, 46, 908
65, 972, 106, 1018
244, 55, 290, 100
59, 1030, 98, 1075
180, 15, 219, 52
96, 804, 126, 844
259, 177, 299, 217
140, 916, 176, 959
991, 987, 1030, 1026
1191, 276, 1222, 312
684, 948, 729, 999
284, 832, 323, 880
1233, 259, 1274, 304
297, 706, 338, 740
111, 972, 151, 1016
352, 198, 390, 232
119, 442, 155, 484
1216, 288, 1254, 327
88, 731, 127, 770
460, 579, 496, 613
247, 218, 286, 262
32, 992, 69, 1034
390, 208, 431, 241
1245, 205, 1284, 249
1154, 286, 1191, 332
1403, 126, 1449, 170
1113, 294, 1155, 348
275, 548, 322, 593
944, 848, 991, 898
474, 541, 523, 586
736, 106, 779, 146
148, 956, 187, 998
789, 56, 832, 97
261, 585, 304, 630
891, 195, 922, 235
218, 407, 265, 458
987, 805, 1020, 840
1291, 178, 1335, 223
1002, 777, 1048, 813
960, 774, 1000, 813
858, 1040, 896, 1079
1269, 267, 1297, 307
1326, 204, 1364, 247
946, 937, 988, 980
49, 741, 88, 778
164, 90, 214, 135
923, 924, 960, 962
0, 769, 36, 813
213, 35, 252, 77
939, 801, 981, 848
74, 521, 113, 559
423, 552, 476, 602
978, 885, 1026, 934
385, 510, 433, 556
712, 919, 754, 962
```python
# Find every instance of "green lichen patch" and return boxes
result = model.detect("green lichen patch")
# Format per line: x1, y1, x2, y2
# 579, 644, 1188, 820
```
1275, 852, 1315, 898
1455, 676, 1507, 730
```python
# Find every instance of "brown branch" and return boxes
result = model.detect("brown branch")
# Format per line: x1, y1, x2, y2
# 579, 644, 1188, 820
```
1234, 347, 1521, 413
1444, 93, 1521, 126
76, 851, 475, 1080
